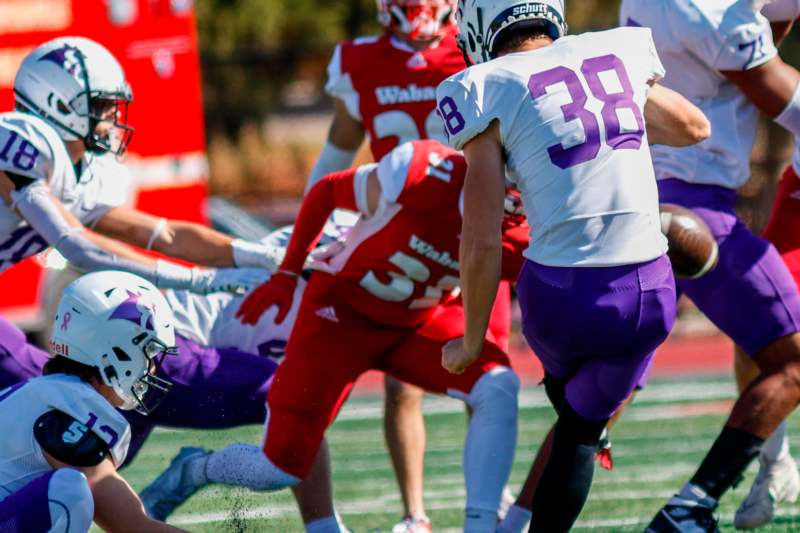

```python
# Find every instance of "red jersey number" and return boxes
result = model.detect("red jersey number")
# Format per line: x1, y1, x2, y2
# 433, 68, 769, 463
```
372, 109, 446, 149
358, 151, 459, 309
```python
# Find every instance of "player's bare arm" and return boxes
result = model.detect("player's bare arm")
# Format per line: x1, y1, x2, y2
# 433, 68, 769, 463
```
304, 99, 366, 193
4, 170, 261, 294
94, 206, 238, 267
723, 55, 800, 119
329, 99, 366, 151
644, 83, 711, 146
771, 20, 795, 44
41, 446, 187, 533
442, 121, 505, 375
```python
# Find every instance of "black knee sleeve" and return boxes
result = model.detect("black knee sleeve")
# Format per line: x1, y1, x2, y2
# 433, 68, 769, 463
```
557, 400, 607, 446
530, 403, 609, 533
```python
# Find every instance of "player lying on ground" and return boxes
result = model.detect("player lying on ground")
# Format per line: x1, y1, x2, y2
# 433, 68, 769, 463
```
310, 1, 515, 527
435, 0, 714, 529
143, 139, 526, 533
0, 227, 356, 532
0, 270, 187, 533
619, 0, 800, 530
0, 35, 279, 365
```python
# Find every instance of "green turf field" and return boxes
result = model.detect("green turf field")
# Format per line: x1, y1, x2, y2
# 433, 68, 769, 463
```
114, 375, 800, 532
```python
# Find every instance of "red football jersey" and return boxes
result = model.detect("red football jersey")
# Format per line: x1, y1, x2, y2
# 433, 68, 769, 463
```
317, 140, 527, 328
325, 30, 466, 161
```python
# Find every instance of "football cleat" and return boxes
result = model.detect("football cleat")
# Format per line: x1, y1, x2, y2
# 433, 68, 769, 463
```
140, 447, 211, 520
645, 503, 720, 533
734, 453, 800, 529
391, 514, 433, 533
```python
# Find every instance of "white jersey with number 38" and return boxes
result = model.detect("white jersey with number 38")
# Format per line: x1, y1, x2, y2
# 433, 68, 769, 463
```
436, 27, 667, 267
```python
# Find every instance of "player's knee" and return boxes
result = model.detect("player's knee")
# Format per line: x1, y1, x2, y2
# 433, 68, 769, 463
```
755, 332, 800, 381
264, 411, 321, 483
384, 375, 423, 407
465, 366, 519, 416
48, 468, 94, 533
558, 402, 608, 447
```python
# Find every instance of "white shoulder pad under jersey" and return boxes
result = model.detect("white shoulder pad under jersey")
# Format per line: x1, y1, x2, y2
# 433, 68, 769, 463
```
620, 0, 777, 188
0, 375, 130, 496
166, 277, 305, 363
325, 43, 361, 122
762, 0, 800, 21
437, 27, 666, 267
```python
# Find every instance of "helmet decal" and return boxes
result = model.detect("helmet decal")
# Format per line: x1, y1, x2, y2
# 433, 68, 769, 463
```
38, 44, 86, 81
109, 290, 155, 332
60, 312, 72, 332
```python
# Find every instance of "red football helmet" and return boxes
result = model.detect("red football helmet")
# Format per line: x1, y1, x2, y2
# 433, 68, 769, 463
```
376, 0, 456, 42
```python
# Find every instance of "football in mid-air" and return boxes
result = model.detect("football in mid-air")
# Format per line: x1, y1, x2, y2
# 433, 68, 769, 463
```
660, 204, 718, 279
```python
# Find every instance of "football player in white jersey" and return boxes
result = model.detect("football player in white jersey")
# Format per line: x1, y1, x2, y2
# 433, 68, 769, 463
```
619, 0, 800, 531
433, 0, 719, 529
0, 270, 186, 532
0, 36, 281, 374
0, 226, 349, 532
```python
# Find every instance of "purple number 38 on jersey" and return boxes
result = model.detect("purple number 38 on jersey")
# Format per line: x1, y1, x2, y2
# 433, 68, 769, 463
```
529, 53, 645, 169
438, 53, 645, 171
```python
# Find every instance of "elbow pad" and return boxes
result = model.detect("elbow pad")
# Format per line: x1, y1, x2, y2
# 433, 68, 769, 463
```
776, 82, 800, 138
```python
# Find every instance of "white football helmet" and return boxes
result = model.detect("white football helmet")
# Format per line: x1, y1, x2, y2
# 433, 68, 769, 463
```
455, 0, 568, 64
50, 271, 178, 415
14, 36, 133, 155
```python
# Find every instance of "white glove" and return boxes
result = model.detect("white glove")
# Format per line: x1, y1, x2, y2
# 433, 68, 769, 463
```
190, 267, 270, 295
232, 239, 283, 272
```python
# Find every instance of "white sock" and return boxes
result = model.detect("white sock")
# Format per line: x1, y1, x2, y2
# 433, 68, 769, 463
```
465, 508, 498, 533
461, 368, 519, 522
496, 504, 532, 533
761, 421, 790, 462
305, 515, 342, 533
206, 443, 299, 491
669, 483, 717, 508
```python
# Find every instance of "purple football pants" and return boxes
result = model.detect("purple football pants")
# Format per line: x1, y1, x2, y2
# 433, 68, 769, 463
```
517, 255, 676, 421
0, 317, 278, 465
0, 469, 92, 533
658, 178, 800, 356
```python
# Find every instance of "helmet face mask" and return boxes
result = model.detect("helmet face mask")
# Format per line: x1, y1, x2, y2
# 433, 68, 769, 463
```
455, 0, 568, 65
85, 92, 134, 156
50, 271, 178, 416
128, 339, 176, 415
377, 0, 456, 43
14, 37, 134, 156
